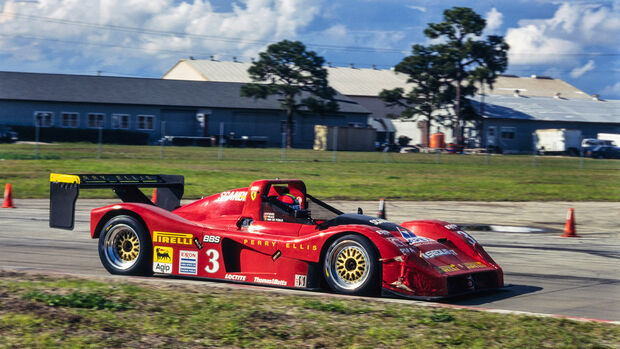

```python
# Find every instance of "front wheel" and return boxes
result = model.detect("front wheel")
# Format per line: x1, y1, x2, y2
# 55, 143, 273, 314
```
323, 234, 379, 295
98, 215, 152, 275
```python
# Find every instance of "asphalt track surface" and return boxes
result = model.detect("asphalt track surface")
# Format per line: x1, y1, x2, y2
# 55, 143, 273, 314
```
1, 199, 619, 322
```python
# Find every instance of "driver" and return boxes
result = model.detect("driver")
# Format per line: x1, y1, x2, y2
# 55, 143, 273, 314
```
278, 193, 301, 211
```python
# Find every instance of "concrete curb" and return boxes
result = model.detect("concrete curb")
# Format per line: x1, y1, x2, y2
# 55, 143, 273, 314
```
459, 224, 551, 233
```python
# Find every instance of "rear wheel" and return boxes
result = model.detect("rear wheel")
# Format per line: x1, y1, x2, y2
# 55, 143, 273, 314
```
98, 215, 152, 275
323, 234, 379, 295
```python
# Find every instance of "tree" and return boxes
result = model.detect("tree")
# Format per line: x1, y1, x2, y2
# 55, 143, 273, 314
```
424, 7, 509, 145
241, 40, 338, 148
379, 44, 454, 147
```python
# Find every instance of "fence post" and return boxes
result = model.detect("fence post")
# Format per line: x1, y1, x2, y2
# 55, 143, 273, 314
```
435, 148, 440, 164
532, 135, 537, 167
218, 122, 224, 161
160, 121, 166, 159
97, 126, 103, 159
281, 131, 286, 161
332, 126, 338, 162
579, 147, 584, 169
34, 121, 40, 160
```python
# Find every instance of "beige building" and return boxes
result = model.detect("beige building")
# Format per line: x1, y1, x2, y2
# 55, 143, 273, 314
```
164, 59, 596, 148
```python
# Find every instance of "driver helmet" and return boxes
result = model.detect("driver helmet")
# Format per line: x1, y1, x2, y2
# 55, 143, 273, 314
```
278, 193, 301, 210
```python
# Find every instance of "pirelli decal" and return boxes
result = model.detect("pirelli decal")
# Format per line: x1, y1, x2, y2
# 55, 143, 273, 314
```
153, 231, 193, 245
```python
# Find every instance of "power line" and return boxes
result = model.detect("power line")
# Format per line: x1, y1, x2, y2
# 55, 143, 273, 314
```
0, 33, 252, 61
2, 11, 619, 57
0, 11, 405, 54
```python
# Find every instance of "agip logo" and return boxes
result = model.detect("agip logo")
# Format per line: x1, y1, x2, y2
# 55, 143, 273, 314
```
153, 246, 173, 274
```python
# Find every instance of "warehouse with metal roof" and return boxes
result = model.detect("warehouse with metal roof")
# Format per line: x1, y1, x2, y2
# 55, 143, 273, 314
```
0, 71, 370, 148
163, 59, 616, 152
470, 95, 620, 153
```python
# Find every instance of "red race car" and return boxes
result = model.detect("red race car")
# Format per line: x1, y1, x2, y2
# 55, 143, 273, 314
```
49, 174, 503, 299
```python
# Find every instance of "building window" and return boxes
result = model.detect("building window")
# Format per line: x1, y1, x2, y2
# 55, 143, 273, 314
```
88, 113, 105, 128
500, 127, 516, 139
61, 112, 79, 128
487, 126, 496, 137
137, 115, 154, 130
34, 111, 53, 127
112, 114, 130, 129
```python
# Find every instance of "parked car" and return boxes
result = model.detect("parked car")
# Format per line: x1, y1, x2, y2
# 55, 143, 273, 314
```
0, 125, 18, 143
376, 142, 400, 152
399, 146, 420, 153
581, 138, 614, 153
585, 145, 620, 159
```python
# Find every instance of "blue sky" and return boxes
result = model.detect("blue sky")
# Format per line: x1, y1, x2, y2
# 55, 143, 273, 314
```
0, 0, 618, 98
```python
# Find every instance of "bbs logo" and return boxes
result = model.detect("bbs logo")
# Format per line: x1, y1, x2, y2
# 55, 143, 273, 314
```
203, 235, 221, 244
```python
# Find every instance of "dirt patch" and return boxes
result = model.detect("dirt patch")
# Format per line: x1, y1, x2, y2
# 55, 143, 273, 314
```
247, 309, 292, 322
0, 291, 84, 325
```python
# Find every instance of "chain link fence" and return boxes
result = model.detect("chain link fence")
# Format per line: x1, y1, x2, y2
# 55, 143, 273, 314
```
1, 122, 618, 171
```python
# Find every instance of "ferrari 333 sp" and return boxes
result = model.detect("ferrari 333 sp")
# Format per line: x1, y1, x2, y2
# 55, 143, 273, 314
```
49, 173, 503, 299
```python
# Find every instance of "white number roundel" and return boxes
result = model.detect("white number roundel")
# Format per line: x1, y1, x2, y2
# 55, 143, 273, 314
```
204, 249, 220, 273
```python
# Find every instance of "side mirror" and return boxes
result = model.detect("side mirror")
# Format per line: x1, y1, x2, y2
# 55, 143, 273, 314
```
236, 217, 253, 229
357, 207, 363, 215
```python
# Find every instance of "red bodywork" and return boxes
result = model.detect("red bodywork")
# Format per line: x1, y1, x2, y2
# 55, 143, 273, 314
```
89, 179, 503, 299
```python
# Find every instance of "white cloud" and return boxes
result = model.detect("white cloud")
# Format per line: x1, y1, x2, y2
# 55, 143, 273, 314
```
600, 82, 620, 98
306, 24, 406, 56
505, 2, 620, 65
323, 24, 348, 39
0, 0, 323, 75
407, 5, 426, 13
570, 59, 595, 78
505, 24, 580, 64
484, 8, 503, 34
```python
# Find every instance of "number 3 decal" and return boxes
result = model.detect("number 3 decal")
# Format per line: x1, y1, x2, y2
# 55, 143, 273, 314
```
204, 249, 220, 273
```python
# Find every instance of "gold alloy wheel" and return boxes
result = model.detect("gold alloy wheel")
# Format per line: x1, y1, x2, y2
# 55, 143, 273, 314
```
103, 224, 141, 270
325, 239, 372, 290
336, 247, 367, 282
116, 230, 140, 262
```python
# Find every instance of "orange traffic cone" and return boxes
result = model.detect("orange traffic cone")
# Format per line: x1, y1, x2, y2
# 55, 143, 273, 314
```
560, 208, 579, 237
2, 183, 15, 208
151, 188, 157, 205
378, 198, 386, 219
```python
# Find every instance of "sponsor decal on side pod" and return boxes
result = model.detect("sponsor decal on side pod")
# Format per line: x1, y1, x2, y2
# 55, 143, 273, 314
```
153, 246, 173, 274
179, 250, 198, 275
193, 237, 203, 250
294, 274, 307, 288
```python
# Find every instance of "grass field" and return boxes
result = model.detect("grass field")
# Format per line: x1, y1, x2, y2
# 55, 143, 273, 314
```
1, 272, 618, 348
1, 142, 619, 201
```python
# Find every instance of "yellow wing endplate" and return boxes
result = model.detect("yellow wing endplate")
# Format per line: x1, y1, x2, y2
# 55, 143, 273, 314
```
50, 173, 81, 184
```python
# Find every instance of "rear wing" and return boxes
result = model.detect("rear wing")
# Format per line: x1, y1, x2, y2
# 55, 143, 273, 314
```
49, 173, 184, 230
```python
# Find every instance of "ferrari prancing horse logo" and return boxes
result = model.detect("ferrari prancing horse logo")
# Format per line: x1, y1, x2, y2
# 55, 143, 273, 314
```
250, 186, 259, 200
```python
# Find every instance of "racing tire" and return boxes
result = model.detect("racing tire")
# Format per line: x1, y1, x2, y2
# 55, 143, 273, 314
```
323, 234, 379, 296
98, 215, 152, 276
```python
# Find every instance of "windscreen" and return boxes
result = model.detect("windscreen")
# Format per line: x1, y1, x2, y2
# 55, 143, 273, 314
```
305, 194, 343, 222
